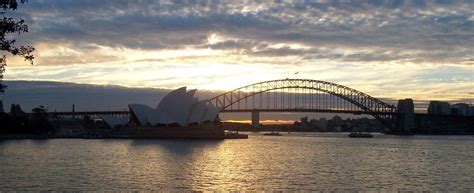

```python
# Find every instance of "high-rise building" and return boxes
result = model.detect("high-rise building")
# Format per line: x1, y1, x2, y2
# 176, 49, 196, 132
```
428, 101, 451, 115
469, 106, 474, 116
451, 103, 470, 116
397, 98, 415, 132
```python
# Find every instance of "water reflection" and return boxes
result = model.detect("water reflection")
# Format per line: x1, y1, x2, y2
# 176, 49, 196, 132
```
0, 134, 472, 191
130, 139, 222, 154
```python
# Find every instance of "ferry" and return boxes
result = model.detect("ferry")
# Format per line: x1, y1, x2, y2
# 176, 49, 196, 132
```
263, 131, 282, 136
348, 132, 373, 138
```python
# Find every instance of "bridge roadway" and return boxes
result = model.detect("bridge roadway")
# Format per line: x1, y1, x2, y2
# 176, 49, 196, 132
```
48, 111, 130, 118
221, 109, 397, 115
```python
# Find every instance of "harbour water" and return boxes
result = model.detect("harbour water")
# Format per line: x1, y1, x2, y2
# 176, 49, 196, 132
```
0, 133, 472, 191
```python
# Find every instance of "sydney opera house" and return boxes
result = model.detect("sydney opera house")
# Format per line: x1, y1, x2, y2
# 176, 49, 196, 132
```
101, 87, 221, 128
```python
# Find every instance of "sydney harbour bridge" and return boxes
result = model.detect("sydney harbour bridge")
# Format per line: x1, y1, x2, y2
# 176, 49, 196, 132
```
52, 79, 410, 132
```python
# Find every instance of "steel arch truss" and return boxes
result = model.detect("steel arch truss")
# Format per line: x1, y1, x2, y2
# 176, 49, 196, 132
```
208, 79, 397, 129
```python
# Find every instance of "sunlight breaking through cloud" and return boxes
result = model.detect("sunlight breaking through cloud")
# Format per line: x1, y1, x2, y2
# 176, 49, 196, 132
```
2, 0, 473, 102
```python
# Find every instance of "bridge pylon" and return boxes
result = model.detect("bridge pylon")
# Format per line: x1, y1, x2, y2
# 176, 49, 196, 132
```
395, 98, 415, 133
251, 110, 260, 127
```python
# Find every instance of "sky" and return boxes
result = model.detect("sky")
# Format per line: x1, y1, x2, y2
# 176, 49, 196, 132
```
3, 0, 474, 102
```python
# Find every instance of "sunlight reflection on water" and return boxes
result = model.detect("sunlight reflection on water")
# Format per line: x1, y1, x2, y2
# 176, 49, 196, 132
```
0, 133, 473, 191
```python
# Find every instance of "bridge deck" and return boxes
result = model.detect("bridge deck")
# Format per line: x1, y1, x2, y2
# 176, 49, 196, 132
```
221, 109, 398, 115
48, 111, 130, 117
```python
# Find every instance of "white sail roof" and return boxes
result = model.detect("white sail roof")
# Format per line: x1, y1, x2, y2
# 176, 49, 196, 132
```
129, 87, 220, 127
203, 103, 220, 122
129, 104, 156, 125
101, 115, 129, 128
188, 100, 207, 125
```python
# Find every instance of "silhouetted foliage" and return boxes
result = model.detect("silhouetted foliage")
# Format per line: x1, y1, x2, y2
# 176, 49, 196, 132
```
0, 0, 34, 93
31, 105, 52, 134
9, 103, 25, 116
0, 112, 11, 132
0, 103, 28, 133
0, 104, 53, 134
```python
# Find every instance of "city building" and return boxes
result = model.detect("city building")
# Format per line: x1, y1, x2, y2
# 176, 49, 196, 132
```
451, 103, 470, 116
300, 116, 308, 126
397, 98, 415, 131
428, 101, 451, 115
295, 116, 383, 132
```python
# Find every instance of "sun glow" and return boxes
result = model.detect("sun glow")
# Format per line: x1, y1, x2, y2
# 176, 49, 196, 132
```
225, 119, 296, 125
4, 37, 472, 102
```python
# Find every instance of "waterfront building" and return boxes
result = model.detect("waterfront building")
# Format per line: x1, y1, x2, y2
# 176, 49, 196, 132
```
451, 103, 470, 116
127, 87, 220, 127
0, 99, 3, 113
300, 116, 308, 126
428, 101, 451, 115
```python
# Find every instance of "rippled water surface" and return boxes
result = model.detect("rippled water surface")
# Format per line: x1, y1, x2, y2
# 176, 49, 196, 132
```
0, 133, 473, 191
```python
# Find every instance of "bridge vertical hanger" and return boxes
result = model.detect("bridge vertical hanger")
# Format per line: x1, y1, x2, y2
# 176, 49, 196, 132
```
208, 79, 398, 131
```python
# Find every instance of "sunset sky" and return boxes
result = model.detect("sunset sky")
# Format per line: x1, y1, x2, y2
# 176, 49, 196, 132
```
4, 0, 473, 102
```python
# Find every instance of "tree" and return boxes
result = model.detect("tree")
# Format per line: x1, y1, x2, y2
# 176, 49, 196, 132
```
31, 105, 52, 134
0, 0, 34, 93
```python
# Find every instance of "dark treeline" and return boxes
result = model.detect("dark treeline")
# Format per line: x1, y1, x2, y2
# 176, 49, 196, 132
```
0, 104, 53, 134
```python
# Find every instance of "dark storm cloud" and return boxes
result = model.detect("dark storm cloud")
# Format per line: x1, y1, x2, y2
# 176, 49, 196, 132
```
10, 0, 474, 65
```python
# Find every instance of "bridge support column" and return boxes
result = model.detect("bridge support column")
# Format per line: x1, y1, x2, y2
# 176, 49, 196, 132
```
72, 104, 75, 119
251, 110, 260, 127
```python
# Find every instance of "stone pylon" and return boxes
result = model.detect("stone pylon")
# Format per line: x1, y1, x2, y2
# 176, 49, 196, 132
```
397, 98, 415, 133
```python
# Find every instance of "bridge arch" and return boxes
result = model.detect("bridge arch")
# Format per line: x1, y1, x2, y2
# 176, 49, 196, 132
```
208, 79, 397, 129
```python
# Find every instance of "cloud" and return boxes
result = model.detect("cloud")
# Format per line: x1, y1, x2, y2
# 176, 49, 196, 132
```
1, 0, 472, 101
6, 0, 471, 66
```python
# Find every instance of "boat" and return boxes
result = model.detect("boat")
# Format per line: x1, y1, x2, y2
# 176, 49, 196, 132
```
348, 132, 373, 138
263, 131, 282, 136
224, 131, 248, 139
83, 133, 103, 139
